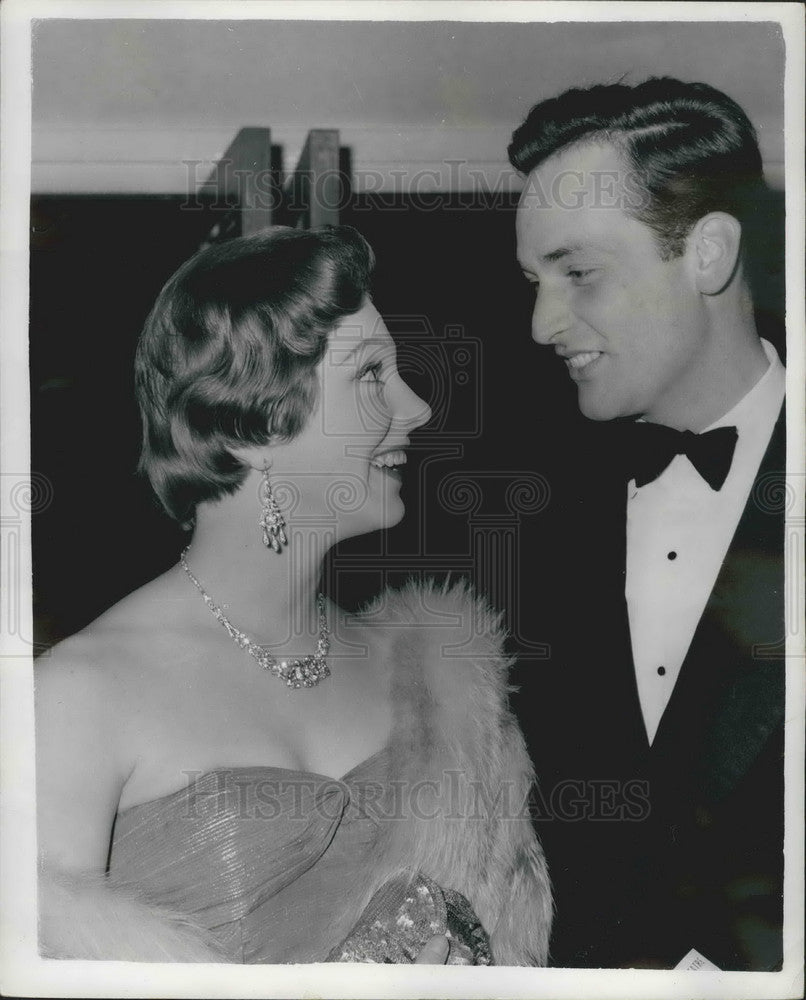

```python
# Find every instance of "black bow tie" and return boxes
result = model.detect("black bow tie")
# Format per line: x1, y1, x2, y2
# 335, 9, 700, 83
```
620, 422, 739, 491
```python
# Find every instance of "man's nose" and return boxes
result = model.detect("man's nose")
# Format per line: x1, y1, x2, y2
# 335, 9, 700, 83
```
531, 285, 570, 345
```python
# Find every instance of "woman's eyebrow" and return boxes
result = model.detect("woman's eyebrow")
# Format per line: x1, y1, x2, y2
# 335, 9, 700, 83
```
338, 337, 394, 365
542, 244, 581, 263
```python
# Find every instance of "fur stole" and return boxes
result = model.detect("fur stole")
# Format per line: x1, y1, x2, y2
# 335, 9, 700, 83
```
346, 579, 552, 966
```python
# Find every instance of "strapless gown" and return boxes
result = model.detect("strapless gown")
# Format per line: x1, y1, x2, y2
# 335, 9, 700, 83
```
109, 750, 396, 964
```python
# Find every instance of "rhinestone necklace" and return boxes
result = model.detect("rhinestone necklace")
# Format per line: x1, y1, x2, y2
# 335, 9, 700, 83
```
179, 547, 331, 690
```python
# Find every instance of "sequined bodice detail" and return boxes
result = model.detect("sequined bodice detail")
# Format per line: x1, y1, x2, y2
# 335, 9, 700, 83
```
109, 751, 391, 963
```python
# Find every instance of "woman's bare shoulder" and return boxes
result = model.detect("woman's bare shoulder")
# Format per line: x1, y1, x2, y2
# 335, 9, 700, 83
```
35, 569, 198, 869
33, 580, 189, 871
37, 567, 192, 681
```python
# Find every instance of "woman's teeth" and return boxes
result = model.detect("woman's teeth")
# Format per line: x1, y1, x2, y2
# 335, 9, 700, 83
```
566, 351, 602, 370
370, 450, 407, 469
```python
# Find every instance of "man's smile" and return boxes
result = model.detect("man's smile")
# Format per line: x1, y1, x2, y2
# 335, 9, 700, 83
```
557, 350, 604, 379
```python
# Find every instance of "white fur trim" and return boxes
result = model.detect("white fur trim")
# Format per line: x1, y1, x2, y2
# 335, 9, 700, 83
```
39, 866, 230, 962
355, 579, 553, 965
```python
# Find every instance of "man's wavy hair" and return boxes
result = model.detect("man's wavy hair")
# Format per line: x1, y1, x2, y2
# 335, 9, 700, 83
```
135, 225, 374, 526
508, 77, 765, 260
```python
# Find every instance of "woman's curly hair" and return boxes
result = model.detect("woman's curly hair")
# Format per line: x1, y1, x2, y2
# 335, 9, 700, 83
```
134, 225, 374, 525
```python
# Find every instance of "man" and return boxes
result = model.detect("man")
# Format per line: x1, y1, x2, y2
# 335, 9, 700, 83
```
509, 78, 785, 970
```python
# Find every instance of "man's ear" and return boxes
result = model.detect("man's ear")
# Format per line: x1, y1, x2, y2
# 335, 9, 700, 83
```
690, 212, 742, 294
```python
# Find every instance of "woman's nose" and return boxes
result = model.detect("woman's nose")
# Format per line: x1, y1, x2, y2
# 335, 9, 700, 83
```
391, 378, 432, 430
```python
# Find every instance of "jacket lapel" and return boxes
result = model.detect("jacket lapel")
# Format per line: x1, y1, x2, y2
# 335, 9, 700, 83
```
650, 405, 786, 801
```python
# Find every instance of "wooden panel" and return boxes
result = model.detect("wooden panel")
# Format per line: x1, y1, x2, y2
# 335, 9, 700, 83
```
283, 130, 340, 228
201, 127, 273, 245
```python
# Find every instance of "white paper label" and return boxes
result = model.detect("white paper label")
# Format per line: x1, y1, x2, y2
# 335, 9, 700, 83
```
674, 948, 721, 971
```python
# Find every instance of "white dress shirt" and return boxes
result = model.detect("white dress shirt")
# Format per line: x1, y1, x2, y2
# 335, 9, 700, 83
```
626, 340, 785, 744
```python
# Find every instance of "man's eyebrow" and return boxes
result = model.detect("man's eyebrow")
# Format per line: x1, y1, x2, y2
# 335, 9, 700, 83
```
549, 238, 620, 262
519, 242, 615, 272
517, 246, 580, 274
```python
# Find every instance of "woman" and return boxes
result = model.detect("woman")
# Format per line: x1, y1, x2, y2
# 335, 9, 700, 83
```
36, 226, 551, 965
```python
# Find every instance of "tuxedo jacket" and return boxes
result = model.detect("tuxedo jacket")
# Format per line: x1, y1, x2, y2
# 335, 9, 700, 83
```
513, 405, 786, 970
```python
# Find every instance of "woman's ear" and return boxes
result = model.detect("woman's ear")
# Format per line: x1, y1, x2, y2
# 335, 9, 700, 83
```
228, 444, 272, 471
690, 212, 742, 295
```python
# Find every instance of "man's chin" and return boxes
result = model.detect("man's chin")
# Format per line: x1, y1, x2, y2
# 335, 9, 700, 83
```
577, 395, 624, 423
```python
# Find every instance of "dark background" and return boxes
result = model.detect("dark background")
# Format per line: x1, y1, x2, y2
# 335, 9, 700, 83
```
29, 189, 784, 655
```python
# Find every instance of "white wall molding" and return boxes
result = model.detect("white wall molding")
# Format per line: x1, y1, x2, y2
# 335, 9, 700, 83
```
32, 124, 526, 195
32, 122, 784, 196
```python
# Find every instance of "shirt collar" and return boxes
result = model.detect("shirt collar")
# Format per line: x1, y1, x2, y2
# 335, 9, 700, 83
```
704, 339, 785, 436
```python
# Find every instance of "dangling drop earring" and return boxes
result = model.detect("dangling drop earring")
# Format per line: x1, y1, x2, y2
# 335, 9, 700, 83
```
259, 466, 288, 552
